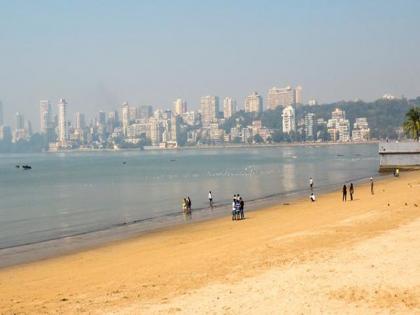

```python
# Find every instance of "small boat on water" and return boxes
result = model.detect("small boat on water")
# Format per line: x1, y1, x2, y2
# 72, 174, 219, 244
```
22, 165, 32, 170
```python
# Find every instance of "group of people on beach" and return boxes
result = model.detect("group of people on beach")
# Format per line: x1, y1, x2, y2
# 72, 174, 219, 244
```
182, 191, 246, 221
342, 177, 375, 202
184, 175, 378, 218
182, 196, 192, 214
232, 194, 245, 220
342, 183, 355, 201
309, 176, 377, 203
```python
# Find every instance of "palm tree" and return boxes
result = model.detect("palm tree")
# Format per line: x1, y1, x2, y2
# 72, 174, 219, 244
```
403, 107, 420, 141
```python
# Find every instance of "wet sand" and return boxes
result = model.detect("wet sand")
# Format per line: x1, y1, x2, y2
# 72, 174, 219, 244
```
0, 171, 419, 314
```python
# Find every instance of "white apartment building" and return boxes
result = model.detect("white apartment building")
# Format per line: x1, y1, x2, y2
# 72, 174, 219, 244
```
327, 108, 351, 142
337, 119, 351, 142
121, 102, 130, 136
57, 98, 68, 145
352, 117, 370, 141
304, 113, 315, 140
223, 97, 236, 118
282, 105, 296, 134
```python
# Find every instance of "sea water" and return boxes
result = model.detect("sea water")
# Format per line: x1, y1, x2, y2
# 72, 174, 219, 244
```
0, 144, 379, 264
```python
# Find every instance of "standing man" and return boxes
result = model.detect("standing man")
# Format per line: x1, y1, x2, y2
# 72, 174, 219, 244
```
309, 177, 314, 191
208, 191, 213, 208
349, 183, 354, 201
370, 177, 374, 195
342, 184, 347, 202
240, 197, 245, 220
187, 196, 192, 212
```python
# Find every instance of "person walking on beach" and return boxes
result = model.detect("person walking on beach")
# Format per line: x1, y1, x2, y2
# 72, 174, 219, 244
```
370, 177, 374, 195
187, 196, 192, 212
208, 191, 213, 208
309, 177, 314, 191
232, 198, 236, 220
240, 197, 245, 219
342, 184, 347, 202
349, 183, 354, 201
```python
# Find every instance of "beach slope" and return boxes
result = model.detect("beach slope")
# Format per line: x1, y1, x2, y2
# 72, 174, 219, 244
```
0, 172, 420, 314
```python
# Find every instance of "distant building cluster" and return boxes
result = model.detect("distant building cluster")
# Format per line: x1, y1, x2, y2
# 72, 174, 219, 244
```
326, 108, 370, 142
0, 85, 373, 150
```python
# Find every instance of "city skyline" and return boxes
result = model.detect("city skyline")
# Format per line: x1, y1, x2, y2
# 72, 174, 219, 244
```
1, 86, 416, 131
1, 1, 420, 127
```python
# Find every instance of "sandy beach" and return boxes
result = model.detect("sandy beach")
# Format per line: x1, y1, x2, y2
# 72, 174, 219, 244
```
0, 171, 419, 314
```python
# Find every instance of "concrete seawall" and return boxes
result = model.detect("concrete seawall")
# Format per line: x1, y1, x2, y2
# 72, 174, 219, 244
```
379, 141, 420, 172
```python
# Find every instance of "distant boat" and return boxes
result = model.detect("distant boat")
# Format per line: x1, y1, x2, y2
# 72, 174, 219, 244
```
22, 165, 32, 170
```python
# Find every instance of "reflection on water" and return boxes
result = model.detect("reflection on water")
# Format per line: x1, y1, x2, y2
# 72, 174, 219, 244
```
282, 163, 297, 192
183, 212, 192, 222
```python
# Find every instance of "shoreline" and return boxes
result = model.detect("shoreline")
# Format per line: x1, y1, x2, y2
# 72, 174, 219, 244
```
40, 140, 380, 154
0, 172, 387, 269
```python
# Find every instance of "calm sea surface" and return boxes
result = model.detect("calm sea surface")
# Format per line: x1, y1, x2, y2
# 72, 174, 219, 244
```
0, 144, 379, 257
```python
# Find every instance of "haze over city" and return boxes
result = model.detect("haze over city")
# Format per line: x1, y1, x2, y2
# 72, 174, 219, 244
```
1, 0, 420, 128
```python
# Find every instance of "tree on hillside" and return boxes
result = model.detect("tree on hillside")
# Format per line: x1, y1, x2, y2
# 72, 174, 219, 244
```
403, 107, 420, 141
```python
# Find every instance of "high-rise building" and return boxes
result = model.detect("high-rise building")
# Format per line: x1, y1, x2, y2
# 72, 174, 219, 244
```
108, 111, 119, 124
173, 99, 187, 116
244, 92, 263, 114
57, 98, 68, 144
304, 113, 315, 140
266, 86, 302, 110
98, 111, 106, 125
16, 112, 25, 130
149, 117, 161, 146
138, 105, 153, 119
294, 86, 303, 105
75, 112, 86, 130
282, 105, 296, 134
121, 102, 130, 136
107, 111, 118, 134
200, 96, 219, 127
223, 97, 236, 119
0, 126, 12, 141
39, 100, 51, 133
27, 120, 33, 136
0, 101, 3, 126
128, 106, 138, 122
170, 116, 180, 142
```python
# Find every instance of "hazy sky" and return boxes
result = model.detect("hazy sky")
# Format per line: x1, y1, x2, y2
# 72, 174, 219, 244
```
1, 0, 419, 129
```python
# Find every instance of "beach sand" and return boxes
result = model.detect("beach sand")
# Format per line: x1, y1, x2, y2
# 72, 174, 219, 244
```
0, 172, 419, 314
